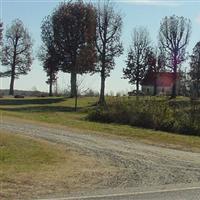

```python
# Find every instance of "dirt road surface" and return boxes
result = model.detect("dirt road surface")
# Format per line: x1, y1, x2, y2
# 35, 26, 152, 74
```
1, 118, 200, 199
39, 187, 200, 200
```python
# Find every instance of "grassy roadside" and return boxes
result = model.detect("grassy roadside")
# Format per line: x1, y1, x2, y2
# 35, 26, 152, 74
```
0, 131, 116, 200
1, 97, 200, 152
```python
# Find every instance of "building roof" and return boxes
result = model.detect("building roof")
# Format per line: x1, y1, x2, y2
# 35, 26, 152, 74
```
141, 72, 177, 87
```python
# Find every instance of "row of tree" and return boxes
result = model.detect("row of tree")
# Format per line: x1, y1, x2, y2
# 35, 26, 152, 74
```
123, 16, 192, 98
38, 1, 123, 107
0, 0, 200, 106
0, 1, 123, 107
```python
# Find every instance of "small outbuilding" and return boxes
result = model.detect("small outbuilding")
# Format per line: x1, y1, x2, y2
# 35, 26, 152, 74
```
141, 72, 179, 95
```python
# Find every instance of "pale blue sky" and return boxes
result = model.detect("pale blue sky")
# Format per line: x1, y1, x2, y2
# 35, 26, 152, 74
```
1, 0, 200, 94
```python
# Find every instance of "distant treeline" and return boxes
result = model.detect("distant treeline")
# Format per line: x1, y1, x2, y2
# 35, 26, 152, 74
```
0, 89, 48, 97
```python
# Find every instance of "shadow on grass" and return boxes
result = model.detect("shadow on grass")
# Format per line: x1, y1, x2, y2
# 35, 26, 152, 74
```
0, 98, 66, 106
0, 106, 81, 113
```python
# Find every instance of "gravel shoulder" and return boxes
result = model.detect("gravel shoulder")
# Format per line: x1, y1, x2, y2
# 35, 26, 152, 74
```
1, 117, 200, 199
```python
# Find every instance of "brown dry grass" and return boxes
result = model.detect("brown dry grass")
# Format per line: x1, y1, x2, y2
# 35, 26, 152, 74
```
0, 131, 117, 200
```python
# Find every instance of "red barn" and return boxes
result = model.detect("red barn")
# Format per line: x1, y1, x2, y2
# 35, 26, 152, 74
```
141, 72, 179, 95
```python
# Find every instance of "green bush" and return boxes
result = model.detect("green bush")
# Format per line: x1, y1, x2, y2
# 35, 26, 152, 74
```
87, 98, 200, 136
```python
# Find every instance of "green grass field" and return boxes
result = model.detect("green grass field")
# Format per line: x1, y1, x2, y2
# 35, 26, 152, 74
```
1, 96, 200, 199
0, 131, 66, 174
0, 130, 114, 199
0, 131, 66, 199
1, 96, 200, 152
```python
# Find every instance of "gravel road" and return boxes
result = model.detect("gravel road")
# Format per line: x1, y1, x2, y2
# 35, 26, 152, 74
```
1, 118, 200, 192
39, 187, 200, 200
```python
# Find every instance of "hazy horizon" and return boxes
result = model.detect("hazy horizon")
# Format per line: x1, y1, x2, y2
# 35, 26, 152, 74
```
1, 0, 200, 95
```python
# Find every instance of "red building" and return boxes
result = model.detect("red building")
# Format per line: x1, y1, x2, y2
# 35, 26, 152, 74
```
141, 72, 179, 95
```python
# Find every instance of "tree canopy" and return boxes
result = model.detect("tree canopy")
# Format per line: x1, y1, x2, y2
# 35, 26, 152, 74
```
159, 15, 191, 98
39, 16, 59, 96
190, 41, 200, 97
0, 22, 3, 45
95, 1, 123, 104
52, 1, 97, 98
123, 27, 151, 93
1, 19, 33, 95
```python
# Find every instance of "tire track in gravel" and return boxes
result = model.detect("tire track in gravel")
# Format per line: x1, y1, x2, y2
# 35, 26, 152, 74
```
1, 119, 200, 189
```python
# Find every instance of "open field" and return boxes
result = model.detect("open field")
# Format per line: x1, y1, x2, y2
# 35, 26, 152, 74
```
1, 119, 200, 199
1, 97, 200, 199
0, 131, 116, 200
0, 96, 200, 152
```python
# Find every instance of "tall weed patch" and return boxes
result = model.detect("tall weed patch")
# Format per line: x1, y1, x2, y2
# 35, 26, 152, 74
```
87, 98, 200, 136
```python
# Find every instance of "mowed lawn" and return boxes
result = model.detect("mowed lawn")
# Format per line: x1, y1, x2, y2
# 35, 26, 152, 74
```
0, 131, 115, 200
1, 96, 200, 152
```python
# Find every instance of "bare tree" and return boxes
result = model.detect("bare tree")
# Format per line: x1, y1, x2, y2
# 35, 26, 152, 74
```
190, 41, 200, 98
1, 19, 33, 95
123, 27, 151, 94
39, 16, 59, 97
95, 1, 123, 105
159, 15, 191, 98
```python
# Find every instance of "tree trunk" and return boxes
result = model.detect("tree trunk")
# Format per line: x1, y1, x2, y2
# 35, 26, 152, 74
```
70, 70, 78, 111
171, 67, 177, 99
49, 71, 53, 97
171, 75, 177, 98
171, 53, 178, 99
49, 81, 53, 97
9, 74, 15, 95
70, 71, 77, 98
153, 73, 157, 96
136, 80, 139, 95
99, 71, 106, 106
99, 41, 106, 106
75, 86, 78, 111
10, 41, 17, 96
197, 78, 200, 98
153, 81, 157, 96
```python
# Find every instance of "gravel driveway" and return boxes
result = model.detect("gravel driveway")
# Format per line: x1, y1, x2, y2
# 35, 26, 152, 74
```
1, 118, 200, 190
